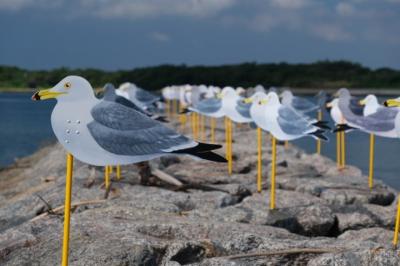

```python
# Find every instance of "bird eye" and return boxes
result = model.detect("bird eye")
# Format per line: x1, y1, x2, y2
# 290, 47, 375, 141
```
64, 82, 71, 89
258, 100, 262, 105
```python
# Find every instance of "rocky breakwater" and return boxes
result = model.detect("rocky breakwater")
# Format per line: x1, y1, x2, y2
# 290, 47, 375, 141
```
0, 124, 399, 265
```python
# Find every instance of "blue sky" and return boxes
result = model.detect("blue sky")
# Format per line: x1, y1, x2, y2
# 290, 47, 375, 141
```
0, 0, 399, 70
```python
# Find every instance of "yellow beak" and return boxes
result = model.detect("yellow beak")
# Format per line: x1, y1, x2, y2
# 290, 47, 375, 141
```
243, 98, 253, 104
359, 99, 366, 106
326, 101, 333, 108
32, 89, 66, 101
384, 98, 400, 107
259, 99, 268, 105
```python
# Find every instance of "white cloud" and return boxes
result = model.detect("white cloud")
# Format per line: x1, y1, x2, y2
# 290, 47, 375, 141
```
336, 2, 354, 16
269, 0, 309, 9
81, 0, 236, 19
248, 12, 301, 32
0, 0, 32, 10
310, 24, 353, 41
149, 32, 170, 42
0, 0, 61, 11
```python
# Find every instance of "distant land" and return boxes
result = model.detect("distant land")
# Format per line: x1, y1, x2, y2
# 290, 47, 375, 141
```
1, 60, 400, 91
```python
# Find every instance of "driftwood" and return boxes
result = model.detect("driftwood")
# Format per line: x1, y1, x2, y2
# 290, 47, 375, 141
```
222, 248, 344, 260
152, 169, 183, 187
29, 199, 106, 222
136, 162, 183, 188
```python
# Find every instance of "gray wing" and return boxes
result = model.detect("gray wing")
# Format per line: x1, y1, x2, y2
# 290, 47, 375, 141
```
88, 100, 192, 155
277, 106, 313, 135
340, 100, 396, 132
193, 98, 222, 114
235, 98, 251, 118
135, 88, 160, 104
292, 96, 319, 112
357, 107, 399, 132
347, 115, 395, 132
367, 106, 398, 120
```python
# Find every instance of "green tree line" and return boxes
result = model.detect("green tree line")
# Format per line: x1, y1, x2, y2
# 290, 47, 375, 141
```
1, 60, 400, 91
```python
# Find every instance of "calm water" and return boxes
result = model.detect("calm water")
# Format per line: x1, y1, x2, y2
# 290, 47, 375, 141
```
0, 92, 55, 166
0, 92, 399, 190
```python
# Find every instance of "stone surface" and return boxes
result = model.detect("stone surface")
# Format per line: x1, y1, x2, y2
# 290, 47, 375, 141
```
0, 124, 398, 265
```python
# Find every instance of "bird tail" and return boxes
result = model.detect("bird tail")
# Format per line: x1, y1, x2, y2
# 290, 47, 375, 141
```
312, 121, 331, 130
333, 124, 356, 133
172, 142, 227, 163
309, 129, 329, 141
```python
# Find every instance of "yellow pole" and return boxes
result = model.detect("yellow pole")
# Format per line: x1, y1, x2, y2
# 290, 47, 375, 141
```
210, 117, 216, 144
228, 118, 233, 175
172, 99, 177, 119
341, 131, 346, 169
104, 166, 110, 189
201, 115, 206, 141
317, 110, 322, 154
116, 165, 121, 180
225, 117, 229, 160
393, 197, 400, 247
179, 103, 186, 132
270, 137, 277, 210
257, 127, 262, 193
336, 132, 341, 169
369, 134, 375, 189
196, 114, 201, 140
62, 153, 74, 266
166, 99, 170, 118
108, 165, 113, 174
191, 113, 196, 139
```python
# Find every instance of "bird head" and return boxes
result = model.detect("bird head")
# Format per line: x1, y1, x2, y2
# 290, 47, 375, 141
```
32, 76, 94, 102
243, 91, 269, 105
384, 97, 400, 107
280, 90, 292, 99
334, 88, 350, 98
217, 86, 236, 99
359, 94, 377, 106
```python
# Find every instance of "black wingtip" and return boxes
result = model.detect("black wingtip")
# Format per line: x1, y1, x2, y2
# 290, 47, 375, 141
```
179, 108, 191, 114
309, 129, 329, 141
312, 121, 331, 130
193, 151, 228, 163
172, 142, 226, 163
155, 116, 169, 123
333, 124, 355, 133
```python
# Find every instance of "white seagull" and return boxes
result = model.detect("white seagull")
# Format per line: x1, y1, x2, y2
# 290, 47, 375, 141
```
32, 76, 227, 166
220, 86, 253, 123
247, 91, 328, 141
281, 90, 319, 114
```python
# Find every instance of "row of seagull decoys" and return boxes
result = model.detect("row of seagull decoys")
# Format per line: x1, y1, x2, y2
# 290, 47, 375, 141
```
166, 85, 400, 248
31, 76, 400, 265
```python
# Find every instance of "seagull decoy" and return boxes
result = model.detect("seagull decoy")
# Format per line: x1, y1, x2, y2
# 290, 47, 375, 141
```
281, 90, 319, 114
32, 76, 226, 266
246, 91, 328, 209
359, 94, 384, 188
117, 82, 160, 111
219, 86, 253, 174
